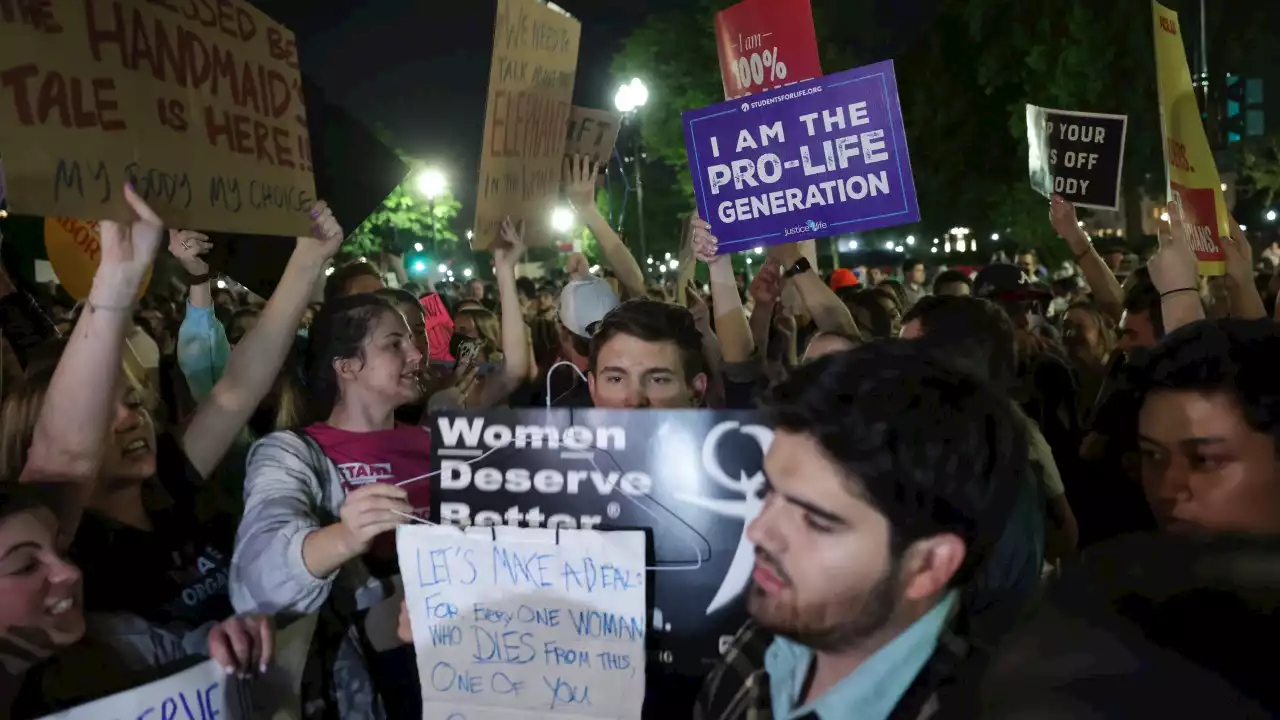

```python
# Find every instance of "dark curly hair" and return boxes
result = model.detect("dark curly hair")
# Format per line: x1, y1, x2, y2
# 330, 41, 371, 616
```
1126, 318, 1280, 448
765, 341, 1030, 587
305, 293, 399, 419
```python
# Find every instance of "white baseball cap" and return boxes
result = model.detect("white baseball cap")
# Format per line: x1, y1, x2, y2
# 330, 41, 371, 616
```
559, 277, 619, 339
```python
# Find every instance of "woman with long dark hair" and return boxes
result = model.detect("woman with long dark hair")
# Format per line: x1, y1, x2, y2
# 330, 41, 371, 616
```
229, 217, 528, 715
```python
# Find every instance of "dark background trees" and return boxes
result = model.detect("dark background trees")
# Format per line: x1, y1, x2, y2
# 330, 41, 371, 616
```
609, 0, 1280, 266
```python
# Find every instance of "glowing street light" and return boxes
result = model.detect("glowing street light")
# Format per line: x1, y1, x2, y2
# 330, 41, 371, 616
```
753, 246, 764, 254
1267, 209, 1278, 222
415, 168, 448, 199
991, 232, 1000, 241
551, 206, 576, 233
463, 268, 473, 278
437, 264, 448, 273
614, 78, 649, 113
905, 235, 915, 246
413, 242, 424, 252
884, 240, 894, 250
411, 260, 426, 274
466, 229, 474, 240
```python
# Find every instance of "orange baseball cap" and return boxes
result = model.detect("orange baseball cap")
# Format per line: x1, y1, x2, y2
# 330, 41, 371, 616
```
830, 268, 859, 291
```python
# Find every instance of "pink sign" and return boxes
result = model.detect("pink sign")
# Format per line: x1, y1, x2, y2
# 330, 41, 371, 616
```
421, 293, 455, 361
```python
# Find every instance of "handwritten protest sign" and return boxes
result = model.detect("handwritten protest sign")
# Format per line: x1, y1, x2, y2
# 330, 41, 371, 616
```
36, 656, 251, 720
1153, 1, 1226, 276
431, 409, 772, 677
44, 217, 151, 299
422, 292, 456, 362
473, 0, 580, 251
682, 61, 919, 253
714, 0, 822, 101
565, 107, 621, 167
1026, 105, 1128, 210
0, 0, 315, 237
398, 525, 646, 719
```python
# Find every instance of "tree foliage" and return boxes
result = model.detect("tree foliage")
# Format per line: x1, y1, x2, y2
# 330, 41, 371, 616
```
343, 181, 462, 259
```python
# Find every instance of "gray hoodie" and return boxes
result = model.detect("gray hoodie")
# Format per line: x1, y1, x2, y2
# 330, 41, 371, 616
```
230, 429, 387, 719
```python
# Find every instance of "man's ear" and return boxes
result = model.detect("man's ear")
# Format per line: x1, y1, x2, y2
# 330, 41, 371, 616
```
691, 372, 708, 405
899, 533, 966, 602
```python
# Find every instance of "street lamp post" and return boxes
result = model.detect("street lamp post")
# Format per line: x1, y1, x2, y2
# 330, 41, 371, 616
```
414, 167, 448, 254
615, 78, 650, 269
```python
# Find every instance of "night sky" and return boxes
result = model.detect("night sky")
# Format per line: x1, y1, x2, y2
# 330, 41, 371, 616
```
253, 0, 690, 218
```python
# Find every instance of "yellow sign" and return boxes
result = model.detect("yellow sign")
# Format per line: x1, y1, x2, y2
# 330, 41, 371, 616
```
473, 0, 581, 250
44, 217, 152, 300
1152, 1, 1226, 276
0, 0, 315, 237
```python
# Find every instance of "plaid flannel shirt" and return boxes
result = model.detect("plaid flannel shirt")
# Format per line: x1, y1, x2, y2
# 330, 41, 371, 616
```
694, 622, 973, 720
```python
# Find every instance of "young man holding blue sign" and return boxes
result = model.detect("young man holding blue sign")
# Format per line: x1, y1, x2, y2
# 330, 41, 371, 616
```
696, 342, 1030, 720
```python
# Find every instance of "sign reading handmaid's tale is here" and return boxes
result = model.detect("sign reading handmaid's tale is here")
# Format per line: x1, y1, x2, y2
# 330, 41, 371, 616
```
0, 0, 316, 237
682, 61, 919, 254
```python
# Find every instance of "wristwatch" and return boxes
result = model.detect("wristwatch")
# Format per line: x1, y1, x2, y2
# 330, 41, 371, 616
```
783, 257, 812, 278
183, 270, 212, 286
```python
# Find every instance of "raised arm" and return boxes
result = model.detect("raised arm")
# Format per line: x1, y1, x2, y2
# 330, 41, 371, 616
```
769, 242, 859, 339
474, 217, 530, 408
21, 186, 163, 505
693, 216, 754, 364
170, 231, 229, 401
1150, 201, 1207, 333
178, 203, 343, 479
565, 155, 646, 299
1222, 216, 1268, 321
1050, 195, 1124, 323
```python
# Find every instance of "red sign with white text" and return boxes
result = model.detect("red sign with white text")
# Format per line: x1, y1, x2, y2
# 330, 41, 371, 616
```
714, 0, 823, 100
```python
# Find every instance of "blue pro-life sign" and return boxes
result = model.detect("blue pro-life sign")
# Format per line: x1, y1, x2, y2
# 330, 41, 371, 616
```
682, 60, 919, 253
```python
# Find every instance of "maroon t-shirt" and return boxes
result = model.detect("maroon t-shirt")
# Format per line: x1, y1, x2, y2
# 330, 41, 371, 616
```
305, 422, 432, 568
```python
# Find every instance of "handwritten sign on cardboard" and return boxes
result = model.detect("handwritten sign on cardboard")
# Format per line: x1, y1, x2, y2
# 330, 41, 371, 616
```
0, 0, 315, 237
472, 0, 580, 251
398, 525, 646, 720
565, 106, 621, 166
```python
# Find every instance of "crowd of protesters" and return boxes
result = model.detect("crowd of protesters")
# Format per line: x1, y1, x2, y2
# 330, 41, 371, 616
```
0, 146, 1278, 720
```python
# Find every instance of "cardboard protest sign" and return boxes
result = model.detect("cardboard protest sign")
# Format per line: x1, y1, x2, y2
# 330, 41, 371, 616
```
565, 106, 621, 166
473, 0, 580, 251
43, 217, 151, 299
398, 525, 646, 719
682, 61, 919, 254
1026, 106, 1128, 210
1153, 1, 1227, 276
0, 0, 315, 237
421, 292, 455, 362
714, 0, 822, 101
430, 408, 772, 677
